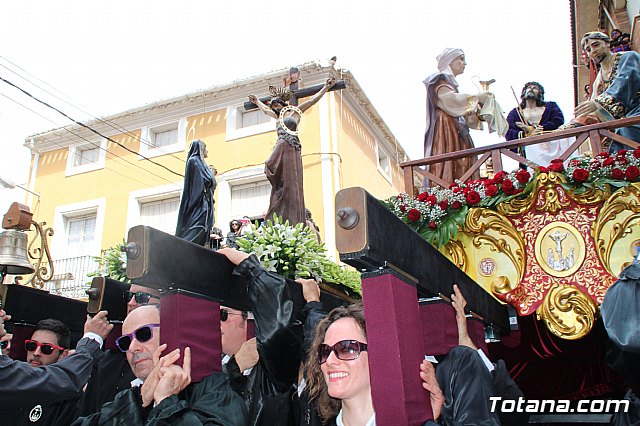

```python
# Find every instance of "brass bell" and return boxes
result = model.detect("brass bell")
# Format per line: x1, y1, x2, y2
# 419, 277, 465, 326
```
0, 229, 35, 275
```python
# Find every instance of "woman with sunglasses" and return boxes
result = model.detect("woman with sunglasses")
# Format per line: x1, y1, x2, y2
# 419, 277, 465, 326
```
305, 302, 443, 425
225, 219, 242, 249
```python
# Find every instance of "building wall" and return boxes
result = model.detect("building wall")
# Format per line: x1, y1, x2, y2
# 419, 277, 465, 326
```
27, 70, 406, 267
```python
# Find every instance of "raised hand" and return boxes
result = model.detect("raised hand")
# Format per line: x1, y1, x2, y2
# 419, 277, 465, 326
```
248, 95, 258, 104
296, 278, 320, 303
140, 344, 171, 407
452, 284, 476, 350
235, 337, 259, 372
154, 347, 192, 404
420, 359, 444, 421
217, 247, 251, 266
84, 310, 114, 341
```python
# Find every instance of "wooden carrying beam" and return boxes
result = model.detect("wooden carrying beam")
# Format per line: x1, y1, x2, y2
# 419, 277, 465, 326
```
335, 187, 509, 334
124, 225, 350, 317
0, 283, 88, 355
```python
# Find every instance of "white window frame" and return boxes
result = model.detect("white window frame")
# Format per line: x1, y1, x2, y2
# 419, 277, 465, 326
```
139, 118, 187, 159
65, 138, 107, 177
52, 198, 106, 259
126, 183, 182, 236
376, 143, 393, 183
216, 166, 269, 230
225, 104, 275, 141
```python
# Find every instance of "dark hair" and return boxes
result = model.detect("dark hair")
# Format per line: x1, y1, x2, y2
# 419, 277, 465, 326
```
269, 97, 287, 114
581, 31, 611, 50
305, 301, 367, 422
35, 318, 71, 349
520, 81, 546, 108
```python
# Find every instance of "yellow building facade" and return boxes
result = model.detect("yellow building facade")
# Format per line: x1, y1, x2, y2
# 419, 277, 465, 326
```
21, 64, 408, 296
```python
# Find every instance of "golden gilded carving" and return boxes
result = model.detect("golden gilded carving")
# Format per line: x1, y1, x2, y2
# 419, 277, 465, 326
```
593, 183, 640, 276
497, 172, 569, 216
568, 185, 612, 205
491, 275, 514, 295
443, 240, 467, 272
510, 205, 613, 315
464, 208, 525, 284
536, 284, 598, 340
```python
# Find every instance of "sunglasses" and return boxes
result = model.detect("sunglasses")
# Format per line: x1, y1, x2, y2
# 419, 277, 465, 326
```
220, 308, 247, 322
115, 323, 160, 352
25, 339, 65, 355
124, 291, 160, 305
317, 340, 368, 365
0, 340, 9, 350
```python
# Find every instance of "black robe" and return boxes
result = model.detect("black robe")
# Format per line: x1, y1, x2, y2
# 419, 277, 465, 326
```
176, 140, 215, 246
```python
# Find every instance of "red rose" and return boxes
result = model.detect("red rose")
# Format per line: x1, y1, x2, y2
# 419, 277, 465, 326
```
551, 158, 564, 164
463, 187, 471, 195
417, 192, 428, 202
452, 186, 463, 194
396, 194, 403, 199
550, 162, 565, 173
618, 158, 628, 166
492, 171, 507, 184
569, 160, 580, 167
516, 169, 531, 183
612, 168, 624, 179
538, 166, 549, 173
514, 188, 523, 195
633, 149, 640, 159
428, 221, 437, 229
603, 158, 614, 166
625, 166, 640, 181
407, 208, 421, 221
399, 204, 406, 212
618, 149, 628, 156
485, 184, 498, 197
426, 195, 437, 206
448, 183, 458, 189
596, 152, 609, 158
572, 168, 589, 182
502, 179, 515, 195
438, 199, 449, 210
452, 200, 462, 209
465, 190, 481, 205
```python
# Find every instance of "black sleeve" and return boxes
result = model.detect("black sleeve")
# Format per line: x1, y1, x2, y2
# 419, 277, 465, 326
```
0, 337, 101, 405
301, 301, 326, 362
234, 254, 303, 392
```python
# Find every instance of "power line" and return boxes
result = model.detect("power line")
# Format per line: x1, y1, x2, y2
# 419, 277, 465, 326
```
0, 75, 184, 178
0, 92, 179, 189
0, 56, 187, 164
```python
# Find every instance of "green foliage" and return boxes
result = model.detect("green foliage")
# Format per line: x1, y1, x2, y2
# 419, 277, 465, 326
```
236, 214, 362, 295
88, 241, 130, 283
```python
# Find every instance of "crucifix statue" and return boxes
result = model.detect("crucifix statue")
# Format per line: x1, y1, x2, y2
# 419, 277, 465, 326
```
247, 76, 345, 226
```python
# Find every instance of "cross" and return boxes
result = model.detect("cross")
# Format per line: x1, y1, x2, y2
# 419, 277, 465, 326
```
242, 79, 346, 112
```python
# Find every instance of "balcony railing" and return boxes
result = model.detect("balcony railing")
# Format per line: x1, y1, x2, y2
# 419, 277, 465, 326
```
43, 255, 98, 300
400, 116, 640, 193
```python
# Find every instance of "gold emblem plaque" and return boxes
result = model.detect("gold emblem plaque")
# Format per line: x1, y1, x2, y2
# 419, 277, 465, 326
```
534, 222, 586, 278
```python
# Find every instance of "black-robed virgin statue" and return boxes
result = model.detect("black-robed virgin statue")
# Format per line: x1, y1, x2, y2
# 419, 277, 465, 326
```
175, 140, 216, 246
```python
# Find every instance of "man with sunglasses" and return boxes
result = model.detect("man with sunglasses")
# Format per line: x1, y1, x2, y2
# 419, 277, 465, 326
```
5, 318, 86, 425
79, 284, 161, 416
217, 247, 304, 426
74, 304, 247, 425
0, 308, 112, 407
1, 332, 12, 356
